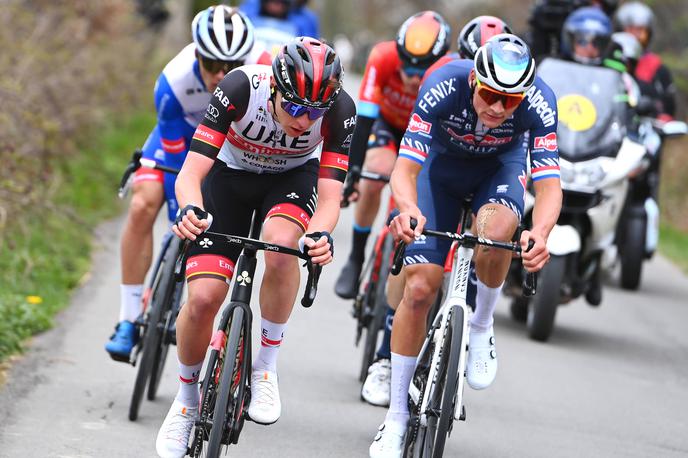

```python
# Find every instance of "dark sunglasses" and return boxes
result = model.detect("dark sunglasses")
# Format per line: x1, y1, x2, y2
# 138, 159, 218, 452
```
401, 64, 427, 78
280, 99, 329, 120
475, 77, 525, 110
199, 56, 244, 75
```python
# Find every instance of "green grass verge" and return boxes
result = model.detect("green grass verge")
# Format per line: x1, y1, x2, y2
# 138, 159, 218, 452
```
659, 224, 688, 274
0, 111, 156, 361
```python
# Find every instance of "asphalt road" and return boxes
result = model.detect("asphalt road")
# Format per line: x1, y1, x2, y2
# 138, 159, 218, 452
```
1, 74, 688, 458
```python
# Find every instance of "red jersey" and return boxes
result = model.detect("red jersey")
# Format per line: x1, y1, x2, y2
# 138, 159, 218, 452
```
358, 41, 419, 131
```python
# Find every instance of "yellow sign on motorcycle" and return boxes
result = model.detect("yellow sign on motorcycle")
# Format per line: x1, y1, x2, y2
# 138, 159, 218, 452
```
557, 94, 597, 132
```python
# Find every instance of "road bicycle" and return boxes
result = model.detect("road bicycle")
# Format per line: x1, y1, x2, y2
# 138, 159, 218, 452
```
390, 200, 536, 457
117, 150, 184, 421
181, 211, 322, 457
343, 171, 394, 384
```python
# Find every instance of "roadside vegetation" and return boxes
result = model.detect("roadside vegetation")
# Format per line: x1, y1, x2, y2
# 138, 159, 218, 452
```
0, 1, 162, 361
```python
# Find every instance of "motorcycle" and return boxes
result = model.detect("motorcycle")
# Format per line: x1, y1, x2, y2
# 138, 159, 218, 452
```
504, 58, 645, 342
612, 112, 687, 290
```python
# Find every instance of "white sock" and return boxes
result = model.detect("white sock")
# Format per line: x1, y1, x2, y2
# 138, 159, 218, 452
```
385, 352, 416, 426
119, 284, 143, 323
470, 278, 503, 331
175, 359, 203, 406
253, 318, 287, 372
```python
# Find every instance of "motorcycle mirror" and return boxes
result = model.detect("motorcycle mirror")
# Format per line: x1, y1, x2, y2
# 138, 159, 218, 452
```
661, 120, 688, 138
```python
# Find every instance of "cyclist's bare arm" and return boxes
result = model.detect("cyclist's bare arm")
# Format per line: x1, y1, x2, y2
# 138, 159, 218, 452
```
173, 152, 215, 240
521, 177, 562, 272
172, 71, 249, 240
389, 157, 425, 242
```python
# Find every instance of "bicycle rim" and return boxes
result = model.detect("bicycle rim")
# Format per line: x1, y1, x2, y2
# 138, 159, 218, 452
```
403, 330, 435, 457
207, 307, 245, 457
430, 306, 463, 457
189, 348, 220, 458
359, 234, 394, 383
128, 255, 168, 421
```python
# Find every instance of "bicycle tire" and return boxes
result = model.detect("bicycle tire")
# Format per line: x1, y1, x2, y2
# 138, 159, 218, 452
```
147, 236, 183, 401
189, 347, 221, 457
430, 305, 462, 457
359, 233, 394, 383
128, 245, 171, 421
404, 306, 462, 458
207, 306, 246, 457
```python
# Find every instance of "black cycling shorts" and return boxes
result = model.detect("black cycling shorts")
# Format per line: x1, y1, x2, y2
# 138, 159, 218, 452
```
185, 159, 319, 283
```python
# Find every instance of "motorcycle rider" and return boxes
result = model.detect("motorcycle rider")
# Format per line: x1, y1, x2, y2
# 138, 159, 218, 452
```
527, 0, 618, 61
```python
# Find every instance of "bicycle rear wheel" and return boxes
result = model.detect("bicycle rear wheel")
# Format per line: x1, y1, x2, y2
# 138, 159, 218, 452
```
207, 306, 246, 456
359, 233, 394, 383
128, 240, 174, 421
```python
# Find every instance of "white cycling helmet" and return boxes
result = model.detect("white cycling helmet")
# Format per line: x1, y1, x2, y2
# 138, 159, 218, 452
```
192, 5, 254, 61
474, 34, 535, 94
615, 1, 654, 30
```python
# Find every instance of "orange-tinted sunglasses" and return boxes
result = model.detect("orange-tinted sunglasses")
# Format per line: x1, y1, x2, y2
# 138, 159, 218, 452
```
475, 77, 525, 110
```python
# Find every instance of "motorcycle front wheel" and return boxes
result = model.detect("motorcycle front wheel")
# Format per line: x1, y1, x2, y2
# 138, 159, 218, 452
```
527, 255, 566, 342
619, 216, 646, 291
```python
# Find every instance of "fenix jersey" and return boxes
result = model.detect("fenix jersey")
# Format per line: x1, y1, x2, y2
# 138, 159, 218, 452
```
154, 43, 271, 155
189, 64, 356, 182
358, 41, 421, 132
399, 59, 561, 182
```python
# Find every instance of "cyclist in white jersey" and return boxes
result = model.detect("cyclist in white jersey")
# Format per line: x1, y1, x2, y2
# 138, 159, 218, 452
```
105, 6, 271, 361
155, 37, 356, 458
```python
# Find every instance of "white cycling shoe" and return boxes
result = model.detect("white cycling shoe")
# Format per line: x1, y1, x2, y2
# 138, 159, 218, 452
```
466, 325, 498, 390
248, 369, 281, 425
361, 358, 391, 407
369, 421, 405, 458
156, 399, 198, 458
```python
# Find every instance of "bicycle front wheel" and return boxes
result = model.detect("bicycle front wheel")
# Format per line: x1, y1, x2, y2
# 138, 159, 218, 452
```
206, 306, 247, 457
128, 244, 173, 421
148, 236, 183, 401
405, 305, 463, 458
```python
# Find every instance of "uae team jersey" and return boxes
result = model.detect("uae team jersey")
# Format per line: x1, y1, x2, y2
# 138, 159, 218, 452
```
153, 43, 272, 155
189, 64, 356, 183
399, 59, 561, 182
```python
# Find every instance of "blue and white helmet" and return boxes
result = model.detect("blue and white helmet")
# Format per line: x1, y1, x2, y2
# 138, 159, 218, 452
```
474, 34, 535, 94
192, 5, 255, 61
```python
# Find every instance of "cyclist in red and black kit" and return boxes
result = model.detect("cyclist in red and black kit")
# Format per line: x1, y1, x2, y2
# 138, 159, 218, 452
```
155, 37, 356, 458
333, 10, 450, 408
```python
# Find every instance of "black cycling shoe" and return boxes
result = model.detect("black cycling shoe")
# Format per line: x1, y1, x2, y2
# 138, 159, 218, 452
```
335, 257, 363, 299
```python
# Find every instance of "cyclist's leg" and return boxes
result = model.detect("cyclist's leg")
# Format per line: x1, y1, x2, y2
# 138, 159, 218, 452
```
107, 128, 165, 358
158, 163, 252, 457
248, 160, 319, 424
372, 153, 464, 452
466, 153, 525, 390
336, 118, 401, 299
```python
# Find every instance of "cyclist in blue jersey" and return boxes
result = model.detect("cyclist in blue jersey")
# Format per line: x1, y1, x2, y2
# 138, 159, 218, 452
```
369, 34, 563, 457
105, 5, 270, 361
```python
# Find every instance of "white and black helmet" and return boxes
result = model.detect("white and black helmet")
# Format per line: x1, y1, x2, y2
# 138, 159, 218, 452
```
192, 5, 254, 61
474, 34, 535, 94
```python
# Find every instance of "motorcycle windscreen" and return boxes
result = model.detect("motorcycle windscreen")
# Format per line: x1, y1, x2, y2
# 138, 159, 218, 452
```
537, 58, 629, 162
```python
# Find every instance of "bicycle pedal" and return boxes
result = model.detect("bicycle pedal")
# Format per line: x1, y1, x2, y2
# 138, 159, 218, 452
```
456, 405, 466, 421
